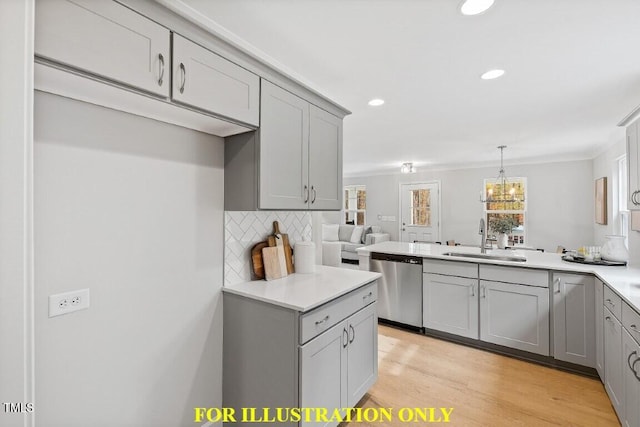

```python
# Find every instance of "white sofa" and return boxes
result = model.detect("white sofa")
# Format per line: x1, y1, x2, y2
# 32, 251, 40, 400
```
322, 224, 390, 265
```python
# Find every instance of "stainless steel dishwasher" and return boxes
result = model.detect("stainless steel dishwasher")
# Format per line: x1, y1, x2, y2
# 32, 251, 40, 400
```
370, 252, 423, 328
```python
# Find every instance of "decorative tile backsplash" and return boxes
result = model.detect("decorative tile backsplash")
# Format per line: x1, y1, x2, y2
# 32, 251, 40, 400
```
224, 211, 312, 285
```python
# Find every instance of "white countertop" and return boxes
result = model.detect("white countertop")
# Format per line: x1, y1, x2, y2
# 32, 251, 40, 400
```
223, 265, 382, 312
358, 241, 640, 313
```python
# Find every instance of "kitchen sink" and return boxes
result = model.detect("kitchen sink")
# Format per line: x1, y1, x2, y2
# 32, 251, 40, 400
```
442, 252, 527, 262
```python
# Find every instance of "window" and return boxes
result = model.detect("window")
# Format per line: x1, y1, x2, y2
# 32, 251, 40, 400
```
483, 177, 527, 245
617, 155, 629, 246
410, 189, 432, 226
344, 185, 366, 225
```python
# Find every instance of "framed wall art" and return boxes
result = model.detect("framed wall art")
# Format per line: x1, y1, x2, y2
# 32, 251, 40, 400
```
595, 177, 607, 225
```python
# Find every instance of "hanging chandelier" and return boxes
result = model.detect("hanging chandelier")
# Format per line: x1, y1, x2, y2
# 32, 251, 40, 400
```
480, 145, 523, 203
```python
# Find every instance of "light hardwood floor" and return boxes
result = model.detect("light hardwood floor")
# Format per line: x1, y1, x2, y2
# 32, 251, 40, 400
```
344, 324, 619, 427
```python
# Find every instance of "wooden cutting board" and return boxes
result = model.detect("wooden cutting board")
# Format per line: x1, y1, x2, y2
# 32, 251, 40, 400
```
268, 221, 294, 274
250, 241, 268, 280
262, 246, 286, 280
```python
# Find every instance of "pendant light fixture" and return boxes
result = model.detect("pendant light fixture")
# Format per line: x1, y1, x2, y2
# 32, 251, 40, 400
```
480, 146, 523, 203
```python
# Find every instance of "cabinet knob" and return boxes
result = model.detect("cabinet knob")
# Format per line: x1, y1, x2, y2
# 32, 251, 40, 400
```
605, 298, 616, 307
631, 324, 639, 334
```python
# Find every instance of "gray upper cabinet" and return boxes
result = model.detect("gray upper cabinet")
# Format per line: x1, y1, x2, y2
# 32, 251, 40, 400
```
627, 120, 640, 209
171, 34, 259, 127
35, 0, 170, 97
308, 105, 343, 210
225, 79, 344, 210
259, 80, 311, 209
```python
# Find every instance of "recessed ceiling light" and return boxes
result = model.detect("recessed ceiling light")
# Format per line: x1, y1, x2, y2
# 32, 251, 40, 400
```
368, 99, 385, 107
481, 69, 505, 80
460, 0, 495, 16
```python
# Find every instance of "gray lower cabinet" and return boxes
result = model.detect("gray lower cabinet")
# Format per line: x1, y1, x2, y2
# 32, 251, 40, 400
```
622, 329, 640, 427
225, 79, 343, 210
478, 265, 550, 356
171, 33, 260, 126
300, 303, 377, 422
552, 273, 596, 367
223, 281, 377, 427
595, 278, 605, 379
480, 279, 550, 356
604, 305, 624, 419
35, 0, 170, 97
423, 272, 479, 339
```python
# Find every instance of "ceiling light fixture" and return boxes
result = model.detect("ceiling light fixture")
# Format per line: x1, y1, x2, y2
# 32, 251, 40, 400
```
460, 0, 495, 16
481, 69, 505, 80
368, 98, 385, 107
400, 162, 416, 174
480, 145, 523, 204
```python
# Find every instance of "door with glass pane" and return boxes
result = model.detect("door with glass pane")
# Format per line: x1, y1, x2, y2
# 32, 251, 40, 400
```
400, 182, 440, 243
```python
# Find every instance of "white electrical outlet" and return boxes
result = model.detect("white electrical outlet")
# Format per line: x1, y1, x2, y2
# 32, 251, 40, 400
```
49, 289, 90, 317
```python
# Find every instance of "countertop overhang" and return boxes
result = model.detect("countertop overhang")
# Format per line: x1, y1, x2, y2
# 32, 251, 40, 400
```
223, 265, 381, 312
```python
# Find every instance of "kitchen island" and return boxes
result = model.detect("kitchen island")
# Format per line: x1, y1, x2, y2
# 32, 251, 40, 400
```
223, 266, 381, 427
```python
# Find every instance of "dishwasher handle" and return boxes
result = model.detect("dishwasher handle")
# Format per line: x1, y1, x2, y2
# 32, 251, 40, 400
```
370, 252, 423, 264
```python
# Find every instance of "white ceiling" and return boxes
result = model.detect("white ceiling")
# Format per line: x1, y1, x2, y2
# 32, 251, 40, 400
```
182, 0, 640, 176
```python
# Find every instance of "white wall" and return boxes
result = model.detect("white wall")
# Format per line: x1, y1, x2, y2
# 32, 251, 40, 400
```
34, 92, 224, 427
592, 140, 626, 245
345, 159, 594, 252
593, 137, 640, 266
0, 2, 34, 427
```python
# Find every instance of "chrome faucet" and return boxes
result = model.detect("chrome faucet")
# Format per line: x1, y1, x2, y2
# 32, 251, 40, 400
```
479, 218, 487, 254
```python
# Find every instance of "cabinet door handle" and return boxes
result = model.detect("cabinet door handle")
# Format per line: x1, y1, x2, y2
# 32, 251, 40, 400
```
342, 327, 348, 348
481, 284, 486, 298
605, 298, 616, 307
554, 278, 561, 294
633, 191, 639, 206
349, 324, 355, 344
631, 324, 640, 334
311, 186, 317, 203
303, 185, 309, 203
633, 358, 640, 381
157, 53, 165, 86
179, 63, 186, 94
628, 351, 638, 370
470, 284, 475, 297
314, 315, 329, 326
362, 291, 373, 301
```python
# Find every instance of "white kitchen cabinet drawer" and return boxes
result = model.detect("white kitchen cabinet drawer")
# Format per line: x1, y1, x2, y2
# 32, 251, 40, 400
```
604, 285, 623, 320
300, 281, 377, 344
35, 0, 170, 97
171, 34, 259, 126
622, 302, 640, 344
423, 259, 477, 278
479, 265, 548, 288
